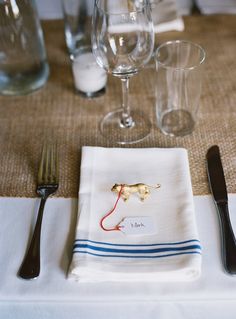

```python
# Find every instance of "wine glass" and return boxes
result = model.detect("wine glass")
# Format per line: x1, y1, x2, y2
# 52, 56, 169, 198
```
92, 0, 154, 144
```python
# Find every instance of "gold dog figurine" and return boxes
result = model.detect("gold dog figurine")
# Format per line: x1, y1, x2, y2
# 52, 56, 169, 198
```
111, 183, 161, 202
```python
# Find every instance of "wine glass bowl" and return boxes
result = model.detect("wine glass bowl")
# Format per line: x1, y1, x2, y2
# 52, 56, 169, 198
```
92, 0, 154, 144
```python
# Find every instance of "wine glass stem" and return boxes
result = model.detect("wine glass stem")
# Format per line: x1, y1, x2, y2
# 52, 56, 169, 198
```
120, 77, 134, 128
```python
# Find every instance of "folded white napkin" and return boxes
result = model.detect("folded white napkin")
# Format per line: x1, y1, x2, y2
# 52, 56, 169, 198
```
68, 147, 201, 282
196, 0, 236, 14
151, 0, 185, 33
176, 0, 194, 16
107, 0, 184, 33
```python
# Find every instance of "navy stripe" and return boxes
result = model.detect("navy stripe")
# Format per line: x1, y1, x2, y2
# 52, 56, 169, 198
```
73, 250, 201, 259
73, 243, 201, 254
74, 238, 200, 247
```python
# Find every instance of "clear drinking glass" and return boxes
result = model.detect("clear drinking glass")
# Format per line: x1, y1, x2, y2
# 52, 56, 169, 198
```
92, 0, 154, 144
155, 40, 205, 136
0, 0, 49, 96
61, 0, 94, 54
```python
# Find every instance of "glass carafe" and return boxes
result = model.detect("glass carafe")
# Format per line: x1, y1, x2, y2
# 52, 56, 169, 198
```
0, 0, 49, 95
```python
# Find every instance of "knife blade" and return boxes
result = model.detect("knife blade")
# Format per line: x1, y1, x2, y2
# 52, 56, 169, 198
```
206, 145, 236, 275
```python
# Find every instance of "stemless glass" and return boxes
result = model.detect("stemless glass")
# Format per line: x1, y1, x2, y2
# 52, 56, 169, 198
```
155, 40, 205, 136
92, 0, 154, 144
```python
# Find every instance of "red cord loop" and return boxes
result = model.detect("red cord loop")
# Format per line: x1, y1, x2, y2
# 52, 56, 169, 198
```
100, 184, 124, 232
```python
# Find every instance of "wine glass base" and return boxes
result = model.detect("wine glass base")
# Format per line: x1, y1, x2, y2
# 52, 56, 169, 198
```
100, 109, 151, 145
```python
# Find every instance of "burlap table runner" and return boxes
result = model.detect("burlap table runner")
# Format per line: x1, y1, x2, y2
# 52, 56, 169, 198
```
0, 15, 235, 198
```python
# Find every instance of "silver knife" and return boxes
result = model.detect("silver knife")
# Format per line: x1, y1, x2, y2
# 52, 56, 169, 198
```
206, 145, 236, 274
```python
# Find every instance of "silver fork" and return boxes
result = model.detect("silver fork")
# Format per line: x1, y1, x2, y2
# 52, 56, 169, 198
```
18, 144, 59, 280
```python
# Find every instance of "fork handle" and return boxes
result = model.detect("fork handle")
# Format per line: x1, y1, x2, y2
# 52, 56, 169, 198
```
18, 197, 47, 280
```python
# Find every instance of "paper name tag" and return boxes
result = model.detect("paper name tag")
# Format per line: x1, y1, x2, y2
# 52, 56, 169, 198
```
118, 217, 156, 235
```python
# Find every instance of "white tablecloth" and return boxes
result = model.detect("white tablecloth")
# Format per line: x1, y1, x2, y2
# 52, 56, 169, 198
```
0, 195, 236, 318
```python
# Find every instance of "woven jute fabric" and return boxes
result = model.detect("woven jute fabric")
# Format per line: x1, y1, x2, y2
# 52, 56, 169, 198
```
0, 15, 236, 198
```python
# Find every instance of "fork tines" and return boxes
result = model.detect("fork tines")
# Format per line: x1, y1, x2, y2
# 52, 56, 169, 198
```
38, 143, 59, 186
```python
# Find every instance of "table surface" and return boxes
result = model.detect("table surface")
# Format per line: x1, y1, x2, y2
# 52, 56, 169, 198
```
1, 195, 236, 319
0, 14, 236, 319
0, 15, 236, 198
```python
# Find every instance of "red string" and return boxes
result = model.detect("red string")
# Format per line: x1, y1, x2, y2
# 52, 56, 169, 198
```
100, 184, 124, 232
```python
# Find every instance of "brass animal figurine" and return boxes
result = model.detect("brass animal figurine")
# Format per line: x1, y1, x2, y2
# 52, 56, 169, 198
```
111, 183, 161, 202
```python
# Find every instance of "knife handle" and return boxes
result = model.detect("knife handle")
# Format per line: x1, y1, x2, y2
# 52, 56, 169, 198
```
217, 201, 236, 275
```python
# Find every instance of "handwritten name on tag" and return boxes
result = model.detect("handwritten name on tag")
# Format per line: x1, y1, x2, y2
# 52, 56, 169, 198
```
118, 217, 156, 235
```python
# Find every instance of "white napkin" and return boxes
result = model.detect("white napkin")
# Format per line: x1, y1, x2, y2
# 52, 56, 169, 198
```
196, 0, 236, 14
151, 0, 184, 33
68, 147, 201, 282
106, 0, 184, 33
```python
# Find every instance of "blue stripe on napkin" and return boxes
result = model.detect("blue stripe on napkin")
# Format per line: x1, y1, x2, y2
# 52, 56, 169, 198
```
74, 238, 200, 247
72, 239, 201, 259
